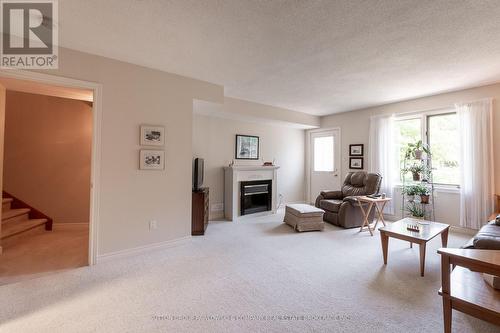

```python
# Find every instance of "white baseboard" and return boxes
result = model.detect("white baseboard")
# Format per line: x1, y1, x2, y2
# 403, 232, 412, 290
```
96, 236, 191, 263
54, 222, 89, 227
209, 211, 225, 220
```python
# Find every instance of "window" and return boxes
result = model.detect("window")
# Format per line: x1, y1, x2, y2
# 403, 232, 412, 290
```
428, 113, 459, 185
313, 136, 334, 172
394, 111, 460, 186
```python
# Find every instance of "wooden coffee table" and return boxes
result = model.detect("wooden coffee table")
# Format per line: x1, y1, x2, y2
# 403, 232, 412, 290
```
379, 218, 450, 277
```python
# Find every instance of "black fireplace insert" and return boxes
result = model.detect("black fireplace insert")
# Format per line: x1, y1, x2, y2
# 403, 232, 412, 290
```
240, 180, 272, 216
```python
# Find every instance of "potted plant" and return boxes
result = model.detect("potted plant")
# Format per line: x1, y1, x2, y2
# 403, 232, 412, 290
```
415, 185, 430, 204
408, 164, 424, 181
402, 185, 418, 202
404, 140, 431, 160
406, 202, 425, 219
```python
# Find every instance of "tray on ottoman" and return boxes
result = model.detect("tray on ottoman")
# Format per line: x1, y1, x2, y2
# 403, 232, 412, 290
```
284, 204, 325, 232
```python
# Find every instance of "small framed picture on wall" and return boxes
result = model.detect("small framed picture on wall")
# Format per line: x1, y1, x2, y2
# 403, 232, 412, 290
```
140, 125, 165, 146
140, 150, 165, 170
349, 157, 364, 170
349, 144, 364, 156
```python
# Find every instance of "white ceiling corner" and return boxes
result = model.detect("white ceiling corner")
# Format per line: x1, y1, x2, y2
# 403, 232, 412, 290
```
60, 0, 500, 115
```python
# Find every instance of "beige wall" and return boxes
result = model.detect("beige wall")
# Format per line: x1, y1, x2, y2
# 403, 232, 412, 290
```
194, 97, 320, 129
193, 114, 306, 219
320, 82, 500, 191
3, 91, 92, 224
26, 47, 224, 256
320, 83, 500, 227
0, 84, 5, 253
222, 97, 319, 128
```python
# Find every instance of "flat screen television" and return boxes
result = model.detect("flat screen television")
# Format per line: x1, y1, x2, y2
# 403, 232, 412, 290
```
193, 158, 204, 191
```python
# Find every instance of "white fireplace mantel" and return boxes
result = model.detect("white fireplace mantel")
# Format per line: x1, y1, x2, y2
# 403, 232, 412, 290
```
223, 165, 279, 221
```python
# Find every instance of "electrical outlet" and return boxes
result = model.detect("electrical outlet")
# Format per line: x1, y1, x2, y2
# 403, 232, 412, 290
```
211, 203, 224, 211
149, 220, 158, 230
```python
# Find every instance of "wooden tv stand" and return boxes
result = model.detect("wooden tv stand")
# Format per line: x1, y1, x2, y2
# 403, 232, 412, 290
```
438, 248, 500, 332
192, 187, 209, 236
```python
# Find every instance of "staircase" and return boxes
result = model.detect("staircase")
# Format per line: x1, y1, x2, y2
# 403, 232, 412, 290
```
1, 193, 52, 244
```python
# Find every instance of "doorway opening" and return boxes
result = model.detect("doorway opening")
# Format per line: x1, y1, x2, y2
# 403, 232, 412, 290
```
0, 75, 98, 285
307, 128, 341, 204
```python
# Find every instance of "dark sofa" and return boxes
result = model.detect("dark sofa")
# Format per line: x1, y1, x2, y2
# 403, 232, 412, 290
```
463, 219, 500, 250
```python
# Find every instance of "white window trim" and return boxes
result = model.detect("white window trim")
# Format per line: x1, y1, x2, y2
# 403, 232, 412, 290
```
393, 183, 460, 194
394, 107, 460, 187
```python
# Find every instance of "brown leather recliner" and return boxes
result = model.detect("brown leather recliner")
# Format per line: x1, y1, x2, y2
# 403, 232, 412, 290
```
315, 171, 382, 228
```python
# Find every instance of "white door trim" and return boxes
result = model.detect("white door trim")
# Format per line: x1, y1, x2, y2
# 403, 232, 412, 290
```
305, 127, 341, 204
0, 69, 102, 266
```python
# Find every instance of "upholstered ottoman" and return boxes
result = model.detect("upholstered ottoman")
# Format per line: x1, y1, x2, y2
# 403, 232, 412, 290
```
284, 204, 325, 232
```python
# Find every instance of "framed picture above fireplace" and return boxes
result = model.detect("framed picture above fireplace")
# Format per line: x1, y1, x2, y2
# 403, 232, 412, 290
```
235, 134, 259, 160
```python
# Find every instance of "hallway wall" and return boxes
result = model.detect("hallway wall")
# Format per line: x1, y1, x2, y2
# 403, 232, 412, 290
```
3, 91, 92, 224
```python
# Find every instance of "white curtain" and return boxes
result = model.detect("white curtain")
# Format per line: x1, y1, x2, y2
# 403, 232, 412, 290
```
456, 99, 495, 229
369, 114, 396, 214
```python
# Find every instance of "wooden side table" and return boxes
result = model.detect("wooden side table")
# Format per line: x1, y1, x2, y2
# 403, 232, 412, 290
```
438, 248, 500, 332
356, 196, 392, 236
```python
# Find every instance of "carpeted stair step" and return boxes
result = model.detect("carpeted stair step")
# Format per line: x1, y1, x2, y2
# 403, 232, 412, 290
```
2, 197, 13, 211
1, 218, 47, 240
2, 208, 30, 224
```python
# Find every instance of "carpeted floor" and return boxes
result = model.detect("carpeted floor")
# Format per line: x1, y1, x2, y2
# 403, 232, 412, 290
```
0, 213, 497, 332
0, 223, 88, 286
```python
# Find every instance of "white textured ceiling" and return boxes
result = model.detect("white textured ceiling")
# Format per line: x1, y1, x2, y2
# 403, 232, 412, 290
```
59, 0, 500, 115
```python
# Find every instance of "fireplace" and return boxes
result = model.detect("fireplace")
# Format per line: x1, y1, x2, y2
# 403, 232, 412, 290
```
240, 180, 272, 216
224, 165, 279, 221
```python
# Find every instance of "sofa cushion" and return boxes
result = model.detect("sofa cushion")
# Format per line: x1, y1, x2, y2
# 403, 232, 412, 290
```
472, 221, 500, 250
350, 172, 366, 186
285, 204, 324, 218
341, 172, 382, 197
319, 199, 343, 213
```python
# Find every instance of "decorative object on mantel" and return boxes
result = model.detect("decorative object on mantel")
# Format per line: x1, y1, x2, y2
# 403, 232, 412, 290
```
139, 150, 165, 170
235, 134, 259, 160
263, 161, 274, 166
140, 125, 165, 146
349, 144, 364, 156
349, 157, 363, 169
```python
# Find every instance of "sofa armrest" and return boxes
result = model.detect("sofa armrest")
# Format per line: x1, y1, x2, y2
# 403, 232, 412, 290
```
473, 236, 500, 250
471, 222, 500, 250
343, 196, 358, 205
343, 196, 371, 208
320, 190, 343, 200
